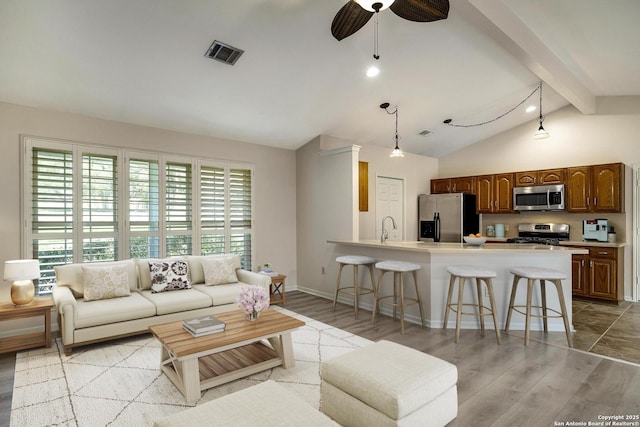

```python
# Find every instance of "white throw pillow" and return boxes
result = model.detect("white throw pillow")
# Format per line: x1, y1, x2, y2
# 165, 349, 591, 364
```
82, 264, 131, 301
149, 259, 191, 293
202, 255, 238, 285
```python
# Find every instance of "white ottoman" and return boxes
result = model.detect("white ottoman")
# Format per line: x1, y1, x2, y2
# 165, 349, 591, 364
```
154, 380, 338, 427
320, 340, 458, 427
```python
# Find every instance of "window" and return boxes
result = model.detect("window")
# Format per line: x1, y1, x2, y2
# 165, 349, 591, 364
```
22, 137, 254, 295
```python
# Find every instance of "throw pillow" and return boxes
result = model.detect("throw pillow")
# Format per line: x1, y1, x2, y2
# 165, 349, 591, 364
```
82, 264, 131, 301
149, 259, 191, 293
202, 255, 238, 285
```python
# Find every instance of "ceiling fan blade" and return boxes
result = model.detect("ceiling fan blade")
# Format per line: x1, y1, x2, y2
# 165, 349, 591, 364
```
331, 1, 374, 41
389, 0, 449, 22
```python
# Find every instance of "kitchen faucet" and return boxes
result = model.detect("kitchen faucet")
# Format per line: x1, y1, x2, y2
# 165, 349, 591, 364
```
381, 216, 397, 243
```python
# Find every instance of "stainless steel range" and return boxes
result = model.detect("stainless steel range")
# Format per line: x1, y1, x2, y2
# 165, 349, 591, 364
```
506, 223, 570, 246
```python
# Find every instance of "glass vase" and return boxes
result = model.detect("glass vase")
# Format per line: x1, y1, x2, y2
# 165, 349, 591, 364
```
246, 311, 260, 321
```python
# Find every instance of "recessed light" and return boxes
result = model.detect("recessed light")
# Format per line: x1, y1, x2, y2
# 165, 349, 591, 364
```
366, 66, 380, 78
525, 105, 536, 113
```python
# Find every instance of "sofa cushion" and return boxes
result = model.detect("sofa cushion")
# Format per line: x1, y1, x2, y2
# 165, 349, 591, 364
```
149, 259, 191, 293
201, 255, 238, 285
187, 254, 241, 285
139, 288, 212, 315
82, 264, 131, 301
193, 283, 247, 306
55, 260, 138, 299
75, 292, 156, 328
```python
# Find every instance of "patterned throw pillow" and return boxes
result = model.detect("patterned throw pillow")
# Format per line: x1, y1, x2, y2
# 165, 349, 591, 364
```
202, 255, 238, 285
82, 265, 131, 301
149, 259, 191, 293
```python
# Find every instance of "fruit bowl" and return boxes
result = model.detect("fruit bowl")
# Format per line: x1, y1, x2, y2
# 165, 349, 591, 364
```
463, 236, 487, 245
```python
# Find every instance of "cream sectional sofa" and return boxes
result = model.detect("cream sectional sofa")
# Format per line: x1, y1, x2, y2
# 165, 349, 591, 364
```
52, 254, 270, 355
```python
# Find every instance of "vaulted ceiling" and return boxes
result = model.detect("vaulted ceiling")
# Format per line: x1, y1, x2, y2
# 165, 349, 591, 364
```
1, 0, 639, 157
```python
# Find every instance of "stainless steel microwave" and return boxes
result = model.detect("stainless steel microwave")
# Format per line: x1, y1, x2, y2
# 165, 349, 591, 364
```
513, 184, 565, 211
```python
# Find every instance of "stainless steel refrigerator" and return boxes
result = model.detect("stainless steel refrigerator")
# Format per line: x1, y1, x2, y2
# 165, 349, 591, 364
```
418, 193, 480, 242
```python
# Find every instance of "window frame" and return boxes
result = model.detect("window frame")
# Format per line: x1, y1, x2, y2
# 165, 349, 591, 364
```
21, 136, 255, 294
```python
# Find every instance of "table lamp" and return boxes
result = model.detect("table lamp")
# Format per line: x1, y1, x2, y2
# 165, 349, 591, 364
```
3, 259, 40, 305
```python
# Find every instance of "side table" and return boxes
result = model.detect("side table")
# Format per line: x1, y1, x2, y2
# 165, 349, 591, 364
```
0, 297, 53, 353
269, 274, 287, 305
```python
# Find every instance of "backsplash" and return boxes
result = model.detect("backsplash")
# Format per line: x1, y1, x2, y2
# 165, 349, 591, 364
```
481, 212, 626, 242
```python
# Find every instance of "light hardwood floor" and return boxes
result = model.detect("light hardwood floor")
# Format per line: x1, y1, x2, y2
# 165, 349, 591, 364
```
1, 291, 638, 426
284, 291, 640, 426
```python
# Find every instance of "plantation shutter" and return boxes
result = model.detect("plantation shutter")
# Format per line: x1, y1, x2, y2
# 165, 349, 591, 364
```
129, 158, 160, 258
229, 167, 252, 269
31, 148, 74, 293
82, 153, 118, 262
165, 161, 193, 256
200, 165, 226, 255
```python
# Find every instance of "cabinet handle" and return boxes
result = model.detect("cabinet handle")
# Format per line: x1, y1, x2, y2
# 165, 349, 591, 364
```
581, 259, 585, 267
594, 197, 597, 206
590, 261, 593, 267
452, 184, 456, 192
599, 251, 608, 255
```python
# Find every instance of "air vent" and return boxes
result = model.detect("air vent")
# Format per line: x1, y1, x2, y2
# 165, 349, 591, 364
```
205, 40, 244, 65
419, 130, 433, 136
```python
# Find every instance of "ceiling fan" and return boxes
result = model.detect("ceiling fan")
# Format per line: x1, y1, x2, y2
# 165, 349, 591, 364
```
331, 0, 450, 41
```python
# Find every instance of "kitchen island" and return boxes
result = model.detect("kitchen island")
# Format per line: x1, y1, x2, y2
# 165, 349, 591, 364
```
327, 240, 588, 332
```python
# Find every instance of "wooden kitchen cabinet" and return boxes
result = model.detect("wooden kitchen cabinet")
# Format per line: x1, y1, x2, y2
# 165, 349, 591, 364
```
571, 253, 588, 296
430, 176, 476, 194
514, 168, 565, 187
475, 173, 513, 213
431, 178, 452, 194
566, 163, 624, 213
569, 245, 623, 303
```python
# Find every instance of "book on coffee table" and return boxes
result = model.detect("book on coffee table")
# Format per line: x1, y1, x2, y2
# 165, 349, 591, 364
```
183, 315, 226, 335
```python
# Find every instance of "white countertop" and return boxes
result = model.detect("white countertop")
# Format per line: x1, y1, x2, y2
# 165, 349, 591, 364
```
327, 239, 589, 254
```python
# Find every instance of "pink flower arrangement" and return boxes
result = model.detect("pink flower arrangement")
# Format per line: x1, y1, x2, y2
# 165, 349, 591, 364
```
237, 285, 270, 319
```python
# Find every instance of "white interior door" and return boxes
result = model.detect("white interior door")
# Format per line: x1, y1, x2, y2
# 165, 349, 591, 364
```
376, 176, 404, 241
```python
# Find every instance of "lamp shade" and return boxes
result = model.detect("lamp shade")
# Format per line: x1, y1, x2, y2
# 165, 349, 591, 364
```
4, 259, 40, 281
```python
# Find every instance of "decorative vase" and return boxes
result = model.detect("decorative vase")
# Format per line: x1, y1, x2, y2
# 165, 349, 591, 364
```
246, 311, 260, 321
263, 267, 272, 273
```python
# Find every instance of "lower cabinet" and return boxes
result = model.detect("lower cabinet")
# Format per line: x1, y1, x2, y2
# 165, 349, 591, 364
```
570, 246, 624, 303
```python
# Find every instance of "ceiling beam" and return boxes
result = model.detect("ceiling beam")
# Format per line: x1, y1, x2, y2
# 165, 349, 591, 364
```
460, 0, 596, 114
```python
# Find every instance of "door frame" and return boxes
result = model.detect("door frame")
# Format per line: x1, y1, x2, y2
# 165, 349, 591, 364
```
633, 164, 639, 302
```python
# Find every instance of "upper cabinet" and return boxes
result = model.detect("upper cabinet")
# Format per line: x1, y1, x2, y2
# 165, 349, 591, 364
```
431, 176, 476, 194
476, 173, 513, 213
514, 168, 565, 187
431, 162, 624, 214
566, 163, 624, 213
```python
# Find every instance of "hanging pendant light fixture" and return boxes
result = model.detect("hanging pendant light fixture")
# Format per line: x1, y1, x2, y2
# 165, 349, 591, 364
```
380, 102, 404, 158
534, 80, 549, 139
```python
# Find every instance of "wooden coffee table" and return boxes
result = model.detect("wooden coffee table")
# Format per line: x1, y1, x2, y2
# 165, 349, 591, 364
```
149, 309, 305, 403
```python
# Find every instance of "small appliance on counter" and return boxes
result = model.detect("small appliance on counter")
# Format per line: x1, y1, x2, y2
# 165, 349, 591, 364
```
582, 219, 609, 242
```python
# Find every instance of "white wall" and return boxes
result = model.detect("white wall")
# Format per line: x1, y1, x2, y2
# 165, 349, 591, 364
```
0, 102, 297, 331
437, 101, 640, 300
295, 136, 359, 297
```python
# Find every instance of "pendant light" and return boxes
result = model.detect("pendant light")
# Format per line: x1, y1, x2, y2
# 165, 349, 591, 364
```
534, 80, 549, 139
380, 102, 404, 158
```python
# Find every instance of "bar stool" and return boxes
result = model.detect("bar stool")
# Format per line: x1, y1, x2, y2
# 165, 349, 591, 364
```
371, 260, 425, 334
443, 265, 501, 344
505, 267, 573, 347
333, 255, 376, 319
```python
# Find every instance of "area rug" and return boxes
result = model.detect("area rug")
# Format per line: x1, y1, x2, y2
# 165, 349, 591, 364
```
10, 307, 372, 427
